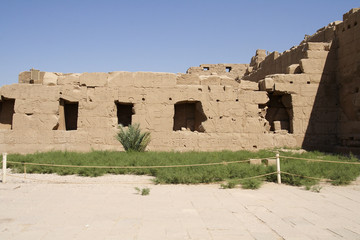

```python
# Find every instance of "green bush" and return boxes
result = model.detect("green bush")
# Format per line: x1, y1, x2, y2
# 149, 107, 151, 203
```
220, 180, 237, 189
240, 179, 262, 189
116, 123, 151, 152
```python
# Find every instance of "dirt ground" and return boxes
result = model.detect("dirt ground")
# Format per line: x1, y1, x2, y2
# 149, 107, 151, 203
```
1, 173, 360, 240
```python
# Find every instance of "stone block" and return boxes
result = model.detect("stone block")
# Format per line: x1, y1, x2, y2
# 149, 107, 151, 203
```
138, 72, 177, 88
273, 121, 289, 132
150, 117, 174, 132
239, 80, 258, 90
220, 77, 239, 87
249, 158, 262, 165
79, 101, 116, 117
78, 116, 117, 129
251, 91, 268, 104
53, 131, 71, 144
286, 64, 302, 74
88, 87, 118, 102
12, 113, 59, 130
107, 71, 135, 87
273, 134, 297, 148
300, 84, 321, 97
14, 99, 59, 114
59, 85, 87, 102
274, 83, 300, 93
200, 76, 221, 85
265, 158, 276, 166
305, 50, 329, 59
268, 74, 310, 84
259, 78, 274, 91
176, 74, 200, 85
243, 118, 265, 133
57, 74, 80, 85
0, 84, 60, 101
79, 72, 108, 87
307, 42, 329, 51
117, 87, 141, 103
300, 58, 327, 74
108, 71, 176, 88
43, 72, 59, 86
18, 71, 31, 84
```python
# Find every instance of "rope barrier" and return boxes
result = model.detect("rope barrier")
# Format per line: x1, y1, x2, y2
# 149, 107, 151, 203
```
2, 153, 359, 185
280, 156, 360, 165
280, 171, 333, 182
236, 172, 277, 181
5, 157, 275, 169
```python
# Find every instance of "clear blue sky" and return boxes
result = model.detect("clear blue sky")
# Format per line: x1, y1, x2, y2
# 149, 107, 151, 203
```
0, 0, 358, 85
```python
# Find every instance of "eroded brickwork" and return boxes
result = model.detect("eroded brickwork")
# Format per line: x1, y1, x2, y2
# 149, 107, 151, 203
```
1, 8, 359, 153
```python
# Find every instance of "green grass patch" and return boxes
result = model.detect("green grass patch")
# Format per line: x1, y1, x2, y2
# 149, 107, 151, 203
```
6, 149, 360, 187
240, 179, 263, 189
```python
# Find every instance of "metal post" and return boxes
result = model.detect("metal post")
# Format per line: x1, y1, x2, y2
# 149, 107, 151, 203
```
276, 153, 281, 184
2, 153, 7, 183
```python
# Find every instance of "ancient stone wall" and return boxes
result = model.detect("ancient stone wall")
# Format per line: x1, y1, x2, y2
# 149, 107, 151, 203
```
243, 44, 306, 82
0, 70, 300, 153
335, 8, 360, 151
0, 8, 359, 154
256, 41, 338, 151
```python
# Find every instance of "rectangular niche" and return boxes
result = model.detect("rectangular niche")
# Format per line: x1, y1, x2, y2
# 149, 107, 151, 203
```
58, 99, 78, 131
115, 102, 134, 127
173, 101, 207, 132
265, 93, 293, 133
0, 98, 15, 130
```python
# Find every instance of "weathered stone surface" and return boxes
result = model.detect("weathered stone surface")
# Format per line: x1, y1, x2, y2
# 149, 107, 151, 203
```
286, 64, 302, 74
307, 42, 330, 51
12, 113, 59, 130
43, 72, 59, 86
176, 74, 200, 85
57, 74, 80, 85
1, 8, 360, 153
259, 78, 274, 91
249, 159, 262, 165
14, 99, 59, 115
265, 158, 276, 166
80, 72, 108, 87
300, 59, 327, 74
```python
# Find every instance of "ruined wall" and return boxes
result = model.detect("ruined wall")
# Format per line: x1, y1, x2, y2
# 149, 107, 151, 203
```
0, 70, 300, 154
1, 7, 360, 154
243, 8, 360, 153
186, 64, 248, 79
335, 8, 360, 151
243, 44, 306, 82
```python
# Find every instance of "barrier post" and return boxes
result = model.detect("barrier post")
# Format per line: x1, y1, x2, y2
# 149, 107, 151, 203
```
276, 153, 281, 184
24, 163, 27, 179
2, 153, 7, 183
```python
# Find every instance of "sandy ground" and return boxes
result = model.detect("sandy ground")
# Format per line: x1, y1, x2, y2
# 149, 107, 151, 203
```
1, 172, 360, 240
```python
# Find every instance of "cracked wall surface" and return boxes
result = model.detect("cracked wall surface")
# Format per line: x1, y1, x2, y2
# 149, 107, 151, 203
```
0, 8, 360, 154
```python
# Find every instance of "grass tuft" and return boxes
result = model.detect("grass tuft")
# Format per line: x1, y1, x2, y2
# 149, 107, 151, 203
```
135, 187, 150, 196
240, 179, 262, 189
220, 180, 237, 189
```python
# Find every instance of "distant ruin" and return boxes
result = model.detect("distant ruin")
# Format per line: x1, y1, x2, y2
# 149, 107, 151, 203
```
1, 8, 359, 154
